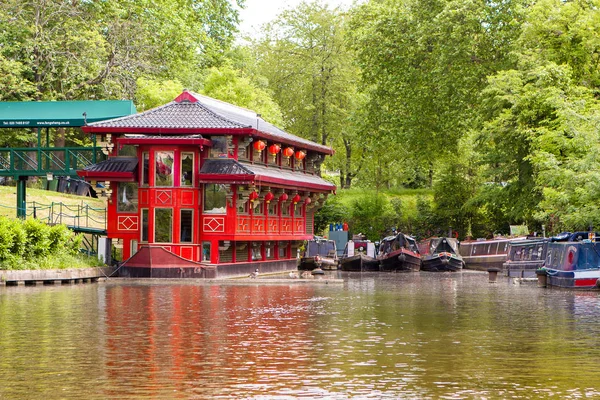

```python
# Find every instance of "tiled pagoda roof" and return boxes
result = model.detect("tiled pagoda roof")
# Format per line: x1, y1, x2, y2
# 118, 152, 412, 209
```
84, 91, 333, 155
198, 159, 335, 192
76, 157, 138, 181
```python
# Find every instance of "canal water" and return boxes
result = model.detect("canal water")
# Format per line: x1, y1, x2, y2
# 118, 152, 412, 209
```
1, 272, 600, 399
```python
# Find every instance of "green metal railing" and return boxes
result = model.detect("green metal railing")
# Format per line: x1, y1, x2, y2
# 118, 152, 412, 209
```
29, 201, 107, 232
0, 147, 102, 177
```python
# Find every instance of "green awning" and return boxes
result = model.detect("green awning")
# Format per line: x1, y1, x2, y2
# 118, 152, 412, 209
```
0, 100, 136, 128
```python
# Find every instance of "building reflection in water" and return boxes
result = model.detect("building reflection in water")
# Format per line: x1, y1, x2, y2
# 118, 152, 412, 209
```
103, 284, 316, 397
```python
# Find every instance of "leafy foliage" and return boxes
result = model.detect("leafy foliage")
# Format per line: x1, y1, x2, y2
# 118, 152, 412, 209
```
0, 217, 86, 269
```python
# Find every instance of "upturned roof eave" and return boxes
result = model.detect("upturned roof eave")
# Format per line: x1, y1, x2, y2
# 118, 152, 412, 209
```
76, 170, 136, 182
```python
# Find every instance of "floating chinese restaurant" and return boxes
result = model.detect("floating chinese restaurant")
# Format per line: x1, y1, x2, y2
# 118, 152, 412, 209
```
77, 90, 335, 278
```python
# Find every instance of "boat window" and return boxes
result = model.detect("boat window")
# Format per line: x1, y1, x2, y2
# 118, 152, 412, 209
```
204, 184, 227, 214
268, 201, 278, 216
238, 141, 250, 160
142, 152, 149, 186
251, 242, 262, 261
237, 193, 249, 215
117, 182, 138, 213
180, 209, 193, 243
577, 244, 599, 270
279, 241, 288, 258
155, 151, 174, 186
252, 200, 264, 216
202, 241, 211, 262
181, 152, 194, 186
210, 136, 228, 158
266, 242, 275, 259
118, 144, 136, 157
141, 209, 149, 243
154, 208, 172, 243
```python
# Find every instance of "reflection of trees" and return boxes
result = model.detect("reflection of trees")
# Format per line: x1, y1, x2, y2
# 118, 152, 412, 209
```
0, 286, 105, 397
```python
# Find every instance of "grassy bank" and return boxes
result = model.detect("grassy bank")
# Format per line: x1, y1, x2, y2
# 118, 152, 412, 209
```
0, 186, 106, 229
0, 186, 106, 270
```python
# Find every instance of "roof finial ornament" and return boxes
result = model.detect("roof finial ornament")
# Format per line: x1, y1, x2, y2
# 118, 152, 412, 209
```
256, 113, 261, 129
82, 111, 87, 125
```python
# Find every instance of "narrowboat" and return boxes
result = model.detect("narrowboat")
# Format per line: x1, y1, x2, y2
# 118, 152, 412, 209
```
377, 232, 421, 272
340, 239, 378, 271
459, 237, 524, 271
539, 240, 600, 290
503, 238, 549, 278
298, 238, 338, 271
421, 237, 464, 272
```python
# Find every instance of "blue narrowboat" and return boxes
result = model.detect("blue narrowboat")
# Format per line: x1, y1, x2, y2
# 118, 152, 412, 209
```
541, 238, 600, 289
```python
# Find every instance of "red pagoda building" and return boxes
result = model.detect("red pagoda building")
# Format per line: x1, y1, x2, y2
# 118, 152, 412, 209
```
77, 91, 335, 278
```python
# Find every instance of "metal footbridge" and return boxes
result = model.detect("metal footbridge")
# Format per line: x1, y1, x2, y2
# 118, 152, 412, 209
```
0, 100, 136, 218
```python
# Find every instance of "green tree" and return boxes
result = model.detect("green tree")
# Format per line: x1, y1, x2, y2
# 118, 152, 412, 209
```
0, 0, 243, 101
201, 65, 284, 126
350, 0, 527, 186
135, 78, 184, 111
254, 1, 362, 187
476, 0, 600, 233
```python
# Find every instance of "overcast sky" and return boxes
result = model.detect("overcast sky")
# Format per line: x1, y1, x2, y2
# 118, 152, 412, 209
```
236, 0, 359, 37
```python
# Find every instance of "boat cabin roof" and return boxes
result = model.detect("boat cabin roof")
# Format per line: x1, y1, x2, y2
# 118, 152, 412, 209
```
546, 241, 600, 271
429, 237, 459, 255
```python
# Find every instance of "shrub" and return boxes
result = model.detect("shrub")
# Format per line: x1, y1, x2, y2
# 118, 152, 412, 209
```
23, 218, 52, 259
48, 224, 73, 254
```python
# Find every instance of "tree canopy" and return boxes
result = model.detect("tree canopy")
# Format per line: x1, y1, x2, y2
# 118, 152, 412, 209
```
2, 0, 600, 236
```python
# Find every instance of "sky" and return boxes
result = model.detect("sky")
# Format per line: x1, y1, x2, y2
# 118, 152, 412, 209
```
236, 0, 359, 38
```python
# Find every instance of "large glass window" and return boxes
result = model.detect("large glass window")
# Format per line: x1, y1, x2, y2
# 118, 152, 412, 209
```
204, 184, 227, 214
155, 151, 174, 186
117, 182, 138, 213
210, 137, 228, 158
141, 209, 149, 242
118, 145, 137, 157
181, 152, 194, 186
202, 241, 211, 262
142, 152, 149, 186
180, 209, 193, 243
154, 208, 173, 243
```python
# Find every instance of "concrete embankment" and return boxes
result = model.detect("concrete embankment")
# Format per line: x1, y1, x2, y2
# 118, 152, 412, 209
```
0, 267, 115, 286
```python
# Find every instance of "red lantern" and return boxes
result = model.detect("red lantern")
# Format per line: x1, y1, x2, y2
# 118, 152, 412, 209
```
264, 192, 274, 203
294, 150, 306, 161
268, 144, 281, 156
304, 197, 311, 205
279, 193, 288, 202
249, 191, 259, 201
283, 147, 294, 158
292, 194, 301, 204
253, 140, 266, 152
